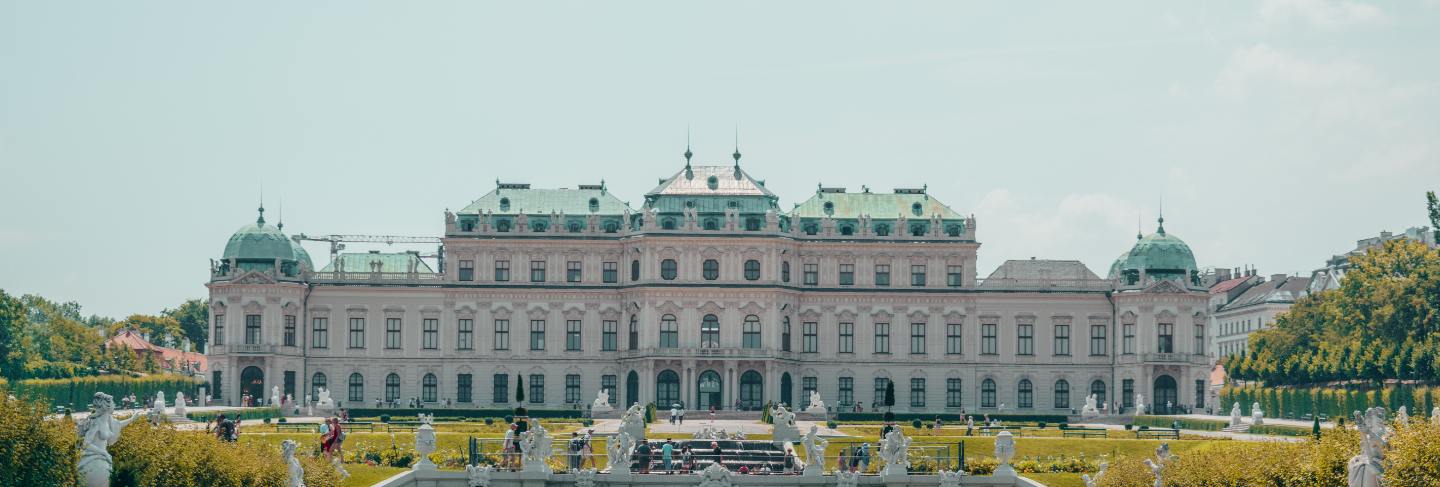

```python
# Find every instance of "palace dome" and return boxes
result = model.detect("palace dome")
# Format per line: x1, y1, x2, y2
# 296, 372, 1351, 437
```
221, 207, 309, 270
1109, 218, 1198, 280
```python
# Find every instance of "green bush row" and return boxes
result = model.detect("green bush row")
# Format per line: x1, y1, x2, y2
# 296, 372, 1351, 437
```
111, 422, 343, 486
1221, 384, 1440, 421
0, 396, 78, 487
186, 407, 281, 423
833, 412, 1067, 423
6, 375, 202, 409
1132, 415, 1315, 436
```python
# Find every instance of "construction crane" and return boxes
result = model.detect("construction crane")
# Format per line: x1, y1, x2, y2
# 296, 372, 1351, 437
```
293, 234, 445, 269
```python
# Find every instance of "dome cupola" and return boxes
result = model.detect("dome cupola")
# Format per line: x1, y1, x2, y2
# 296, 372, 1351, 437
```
218, 206, 308, 277
1109, 216, 1199, 286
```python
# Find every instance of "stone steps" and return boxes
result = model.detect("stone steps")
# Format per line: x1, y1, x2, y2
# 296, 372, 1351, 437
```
1221, 424, 1250, 433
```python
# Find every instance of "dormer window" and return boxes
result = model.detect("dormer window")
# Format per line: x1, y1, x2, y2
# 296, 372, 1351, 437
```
496, 219, 512, 232
707, 176, 719, 190
685, 200, 696, 208
875, 224, 890, 236
567, 222, 582, 233
604, 221, 619, 233
946, 224, 962, 237
703, 218, 719, 230
499, 198, 511, 212
662, 218, 677, 230
803, 223, 819, 235
727, 200, 738, 209
840, 224, 854, 236
911, 202, 923, 216
910, 224, 926, 237
588, 198, 599, 213
823, 202, 834, 215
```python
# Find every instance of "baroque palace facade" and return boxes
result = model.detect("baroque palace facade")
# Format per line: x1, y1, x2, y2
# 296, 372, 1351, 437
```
206, 157, 1212, 415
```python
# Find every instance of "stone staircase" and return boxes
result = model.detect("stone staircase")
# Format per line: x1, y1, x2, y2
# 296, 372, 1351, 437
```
1221, 423, 1250, 433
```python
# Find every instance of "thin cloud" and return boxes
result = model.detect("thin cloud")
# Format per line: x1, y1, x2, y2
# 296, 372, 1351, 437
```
1259, 0, 1388, 29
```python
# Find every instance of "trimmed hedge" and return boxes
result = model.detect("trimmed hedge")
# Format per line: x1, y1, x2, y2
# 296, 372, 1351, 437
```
1132, 415, 1317, 436
0, 396, 78, 487
187, 407, 281, 423
111, 422, 343, 487
834, 412, 1067, 423
1221, 384, 1440, 421
344, 407, 585, 420
6, 375, 202, 409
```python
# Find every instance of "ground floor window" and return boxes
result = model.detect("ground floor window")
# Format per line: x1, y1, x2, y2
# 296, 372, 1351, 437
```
946, 378, 961, 408
457, 374, 472, 403
565, 374, 581, 404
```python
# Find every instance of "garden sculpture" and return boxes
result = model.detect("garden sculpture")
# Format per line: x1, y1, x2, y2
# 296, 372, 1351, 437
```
78, 392, 143, 487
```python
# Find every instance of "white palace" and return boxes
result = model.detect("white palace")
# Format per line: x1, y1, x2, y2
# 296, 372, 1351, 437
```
206, 154, 1212, 415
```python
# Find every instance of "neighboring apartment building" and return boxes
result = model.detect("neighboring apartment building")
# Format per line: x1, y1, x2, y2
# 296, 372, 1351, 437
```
1310, 226, 1437, 293
205, 157, 1213, 415
1213, 274, 1311, 358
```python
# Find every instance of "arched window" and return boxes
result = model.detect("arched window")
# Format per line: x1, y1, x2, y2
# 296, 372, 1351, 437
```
840, 224, 854, 236
703, 259, 719, 280
531, 220, 547, 232
911, 202, 923, 216
625, 371, 639, 407
875, 223, 890, 236
659, 314, 678, 348
1090, 380, 1107, 409
1018, 379, 1034, 408
499, 198, 510, 212
661, 259, 678, 280
742, 315, 762, 349
662, 218, 677, 230
703, 218, 719, 230
630, 260, 640, 281
782, 262, 791, 283
422, 373, 438, 403
604, 221, 619, 233
803, 223, 819, 235
781, 373, 793, 407
657, 370, 681, 406
628, 315, 639, 350
745, 217, 761, 231
588, 198, 599, 213
311, 372, 327, 401
1054, 380, 1071, 409
348, 373, 364, 403
496, 219, 511, 232
385, 373, 401, 402
781, 317, 792, 352
981, 379, 997, 408
946, 224, 962, 237
910, 224, 926, 237
701, 314, 720, 348
744, 259, 760, 280
567, 221, 581, 233
739, 370, 763, 410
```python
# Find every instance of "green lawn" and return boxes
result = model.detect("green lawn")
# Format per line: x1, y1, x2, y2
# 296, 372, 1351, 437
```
340, 465, 407, 487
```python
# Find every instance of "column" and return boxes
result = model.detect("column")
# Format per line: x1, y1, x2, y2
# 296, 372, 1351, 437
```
682, 362, 693, 409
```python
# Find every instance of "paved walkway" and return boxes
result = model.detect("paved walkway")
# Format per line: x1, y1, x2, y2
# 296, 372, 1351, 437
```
1069, 421, 1306, 442
586, 418, 846, 437
1175, 413, 1336, 429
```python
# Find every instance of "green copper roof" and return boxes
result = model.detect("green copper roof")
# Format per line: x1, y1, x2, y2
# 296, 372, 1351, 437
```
459, 184, 630, 215
222, 208, 299, 262
320, 252, 435, 274
647, 165, 776, 198
790, 189, 964, 219
289, 239, 314, 271
1111, 219, 1198, 278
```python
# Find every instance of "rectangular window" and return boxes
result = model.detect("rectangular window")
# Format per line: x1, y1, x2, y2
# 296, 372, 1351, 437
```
910, 264, 926, 286
566, 320, 582, 351
385, 318, 402, 349
742, 319, 762, 349
457, 374, 473, 403
1158, 323, 1174, 353
910, 323, 926, 354
602, 262, 618, 283
1123, 323, 1135, 354
1195, 380, 1206, 408
494, 260, 510, 281
459, 259, 474, 281
530, 260, 546, 282
1123, 379, 1135, 408
803, 322, 818, 353
946, 265, 962, 287
602, 320, 617, 351
348, 318, 365, 349
529, 374, 544, 403
803, 264, 818, 286
418, 318, 437, 349
530, 320, 546, 350
874, 323, 890, 354
565, 374, 581, 404
838, 264, 855, 285
602, 375, 617, 406
212, 371, 223, 399
1194, 325, 1205, 355
946, 323, 962, 355
213, 315, 225, 346
1054, 324, 1071, 356
493, 320, 510, 350
245, 314, 262, 345
874, 264, 890, 286
838, 377, 854, 406
283, 315, 296, 347
874, 378, 890, 407
628, 318, 638, 350
782, 319, 792, 352
910, 378, 926, 408
458, 319, 474, 350
802, 376, 817, 400
981, 324, 997, 355
493, 374, 509, 404
311, 317, 328, 349
838, 322, 854, 354
567, 260, 582, 283
946, 378, 962, 408
1090, 324, 1106, 356
1017, 324, 1034, 356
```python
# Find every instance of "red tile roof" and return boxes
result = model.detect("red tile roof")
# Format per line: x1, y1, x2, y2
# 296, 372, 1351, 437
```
107, 329, 208, 372
1209, 276, 1252, 295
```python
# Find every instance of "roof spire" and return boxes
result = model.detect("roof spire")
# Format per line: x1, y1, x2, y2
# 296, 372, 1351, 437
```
1157, 198, 1166, 234
684, 125, 693, 169
732, 126, 742, 172
277, 196, 284, 231
1136, 212, 1143, 240
257, 186, 266, 225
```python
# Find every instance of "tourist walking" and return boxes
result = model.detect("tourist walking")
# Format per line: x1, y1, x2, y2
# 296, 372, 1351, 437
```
681, 444, 694, 473
502, 423, 518, 470
580, 429, 596, 469
678, 406, 685, 425
661, 439, 674, 472
858, 442, 871, 472
319, 418, 333, 461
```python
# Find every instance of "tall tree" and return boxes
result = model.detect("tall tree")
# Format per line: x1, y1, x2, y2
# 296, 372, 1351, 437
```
163, 299, 209, 352
1427, 191, 1439, 242
0, 290, 31, 379
109, 314, 184, 348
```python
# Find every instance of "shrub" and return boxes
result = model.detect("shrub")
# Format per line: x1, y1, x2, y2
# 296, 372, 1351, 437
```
1387, 420, 1440, 486
1123, 424, 1133, 430
8, 375, 202, 410
188, 407, 280, 423
911, 419, 923, 429
277, 417, 287, 423
263, 417, 272, 424
1037, 421, 1047, 429
0, 396, 78, 487
827, 420, 838, 429
484, 418, 495, 426
380, 414, 391, 423
111, 423, 287, 486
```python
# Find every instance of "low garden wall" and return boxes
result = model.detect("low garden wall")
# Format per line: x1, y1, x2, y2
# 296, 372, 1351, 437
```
374, 469, 1045, 487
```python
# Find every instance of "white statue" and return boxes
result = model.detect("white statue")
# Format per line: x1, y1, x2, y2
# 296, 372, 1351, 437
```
519, 421, 554, 474
806, 391, 827, 413
272, 386, 282, 407
591, 389, 613, 413
997, 402, 1006, 412
697, 461, 733, 487
1081, 394, 1100, 419
770, 403, 800, 445
413, 416, 438, 471
606, 431, 636, 474
1251, 402, 1264, 426
992, 431, 1016, 477
78, 392, 142, 487
315, 388, 335, 410
174, 392, 187, 418
1396, 406, 1409, 424
938, 469, 964, 487
465, 464, 494, 487
1135, 394, 1146, 415
572, 468, 598, 487
836, 470, 861, 487
1348, 407, 1388, 487
1432, 406, 1440, 426
1230, 402, 1243, 427
618, 404, 646, 442
1081, 461, 1108, 487
150, 392, 166, 424
282, 439, 306, 487
1143, 443, 1174, 487
878, 425, 912, 477
800, 425, 828, 477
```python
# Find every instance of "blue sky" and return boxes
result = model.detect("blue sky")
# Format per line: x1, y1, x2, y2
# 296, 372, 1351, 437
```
2, 1, 1437, 319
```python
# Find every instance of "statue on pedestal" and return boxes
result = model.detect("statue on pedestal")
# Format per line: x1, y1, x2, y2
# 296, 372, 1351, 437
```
992, 431, 1016, 477
272, 386, 282, 407
282, 439, 306, 487
1230, 402, 1243, 427
1081, 462, 1108, 487
606, 431, 636, 474
618, 404, 646, 443
78, 392, 142, 487
1080, 394, 1100, 419
1134, 394, 1146, 416
1251, 402, 1265, 426
591, 390, 612, 413
697, 461, 733, 487
1396, 406, 1409, 424
1143, 443, 1175, 487
800, 425, 828, 477
519, 421, 553, 474
1432, 407, 1440, 425
1348, 407, 1388, 487
174, 392, 187, 418
878, 425, 912, 477
770, 403, 800, 445
806, 391, 826, 414
414, 414, 438, 471
465, 464, 494, 487
149, 392, 166, 425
